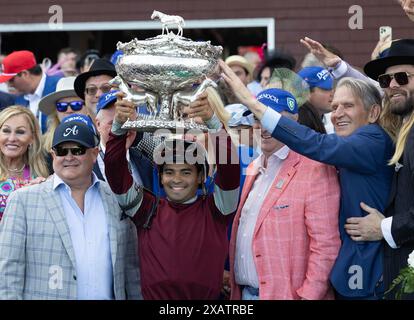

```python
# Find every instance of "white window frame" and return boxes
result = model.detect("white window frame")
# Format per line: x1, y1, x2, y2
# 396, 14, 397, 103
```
0, 18, 275, 50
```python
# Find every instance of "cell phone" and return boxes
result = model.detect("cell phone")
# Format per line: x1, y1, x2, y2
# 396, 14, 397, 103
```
379, 26, 392, 41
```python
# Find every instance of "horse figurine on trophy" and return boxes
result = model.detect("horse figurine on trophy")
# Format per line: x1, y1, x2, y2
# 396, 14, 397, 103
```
151, 10, 185, 37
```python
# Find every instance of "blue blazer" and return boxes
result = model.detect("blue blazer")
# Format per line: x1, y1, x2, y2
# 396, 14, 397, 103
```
14, 74, 61, 134
0, 91, 15, 111
271, 116, 394, 298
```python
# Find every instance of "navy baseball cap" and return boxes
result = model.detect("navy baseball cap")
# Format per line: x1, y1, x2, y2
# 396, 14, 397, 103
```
96, 90, 119, 114
52, 114, 99, 148
244, 88, 298, 116
298, 66, 334, 90
61, 114, 97, 134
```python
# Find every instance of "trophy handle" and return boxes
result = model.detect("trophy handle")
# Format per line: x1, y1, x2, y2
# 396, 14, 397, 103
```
111, 76, 159, 117
170, 78, 217, 125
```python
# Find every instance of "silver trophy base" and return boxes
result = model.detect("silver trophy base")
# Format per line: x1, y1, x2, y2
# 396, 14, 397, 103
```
121, 114, 209, 133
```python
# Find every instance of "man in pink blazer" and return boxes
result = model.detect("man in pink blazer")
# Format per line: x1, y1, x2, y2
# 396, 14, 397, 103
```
229, 88, 341, 300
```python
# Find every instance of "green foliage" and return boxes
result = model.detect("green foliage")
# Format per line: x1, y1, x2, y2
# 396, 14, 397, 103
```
385, 266, 414, 299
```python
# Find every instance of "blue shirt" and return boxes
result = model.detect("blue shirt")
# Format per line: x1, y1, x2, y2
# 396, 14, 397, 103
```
262, 108, 394, 298
53, 173, 114, 300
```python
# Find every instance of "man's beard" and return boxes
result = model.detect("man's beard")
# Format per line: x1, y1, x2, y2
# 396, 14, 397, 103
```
388, 89, 414, 118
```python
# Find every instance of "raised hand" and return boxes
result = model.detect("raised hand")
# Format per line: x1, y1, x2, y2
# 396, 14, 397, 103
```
219, 60, 255, 105
182, 91, 214, 123
114, 92, 136, 124
399, 0, 414, 21
371, 34, 392, 60
219, 59, 266, 120
25, 177, 47, 186
300, 37, 341, 68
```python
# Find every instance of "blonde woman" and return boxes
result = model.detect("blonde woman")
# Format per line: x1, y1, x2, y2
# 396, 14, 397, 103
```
39, 77, 90, 154
0, 106, 49, 219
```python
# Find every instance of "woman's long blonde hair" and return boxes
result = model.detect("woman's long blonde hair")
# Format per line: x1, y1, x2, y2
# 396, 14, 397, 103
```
0, 105, 49, 180
42, 112, 60, 152
387, 102, 414, 165
206, 86, 230, 130
379, 99, 402, 144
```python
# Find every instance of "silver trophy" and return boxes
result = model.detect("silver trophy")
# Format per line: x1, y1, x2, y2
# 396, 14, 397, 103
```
111, 10, 223, 133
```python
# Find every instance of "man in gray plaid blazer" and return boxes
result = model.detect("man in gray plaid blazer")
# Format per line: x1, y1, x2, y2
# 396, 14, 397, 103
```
0, 114, 141, 300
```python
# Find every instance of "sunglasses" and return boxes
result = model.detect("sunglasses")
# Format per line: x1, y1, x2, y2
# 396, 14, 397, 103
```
378, 72, 414, 88
55, 101, 84, 112
85, 84, 112, 96
53, 145, 87, 157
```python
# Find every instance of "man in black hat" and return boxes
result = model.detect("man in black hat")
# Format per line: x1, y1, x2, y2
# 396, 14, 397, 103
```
74, 58, 117, 120
256, 48, 296, 89
343, 39, 414, 299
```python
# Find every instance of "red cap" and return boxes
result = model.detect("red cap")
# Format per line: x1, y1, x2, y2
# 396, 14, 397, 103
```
0, 50, 37, 83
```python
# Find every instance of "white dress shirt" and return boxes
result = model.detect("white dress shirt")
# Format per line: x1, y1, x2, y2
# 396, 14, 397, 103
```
24, 72, 46, 122
381, 217, 398, 248
322, 112, 335, 134
53, 173, 114, 300
234, 145, 290, 288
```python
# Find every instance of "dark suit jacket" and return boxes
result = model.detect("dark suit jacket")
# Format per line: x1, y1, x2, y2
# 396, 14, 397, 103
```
14, 74, 61, 133
384, 126, 414, 299
0, 91, 15, 111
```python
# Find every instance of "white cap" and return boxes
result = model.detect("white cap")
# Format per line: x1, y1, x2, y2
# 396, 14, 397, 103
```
225, 103, 255, 127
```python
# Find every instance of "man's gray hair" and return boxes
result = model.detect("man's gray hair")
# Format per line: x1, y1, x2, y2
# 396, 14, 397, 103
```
336, 77, 382, 111
95, 109, 104, 121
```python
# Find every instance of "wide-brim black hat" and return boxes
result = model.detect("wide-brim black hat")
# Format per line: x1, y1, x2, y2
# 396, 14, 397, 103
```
74, 58, 117, 99
364, 39, 414, 81
264, 49, 297, 70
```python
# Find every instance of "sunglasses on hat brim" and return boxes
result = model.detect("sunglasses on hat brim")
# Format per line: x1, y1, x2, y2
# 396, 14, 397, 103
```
56, 101, 84, 113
